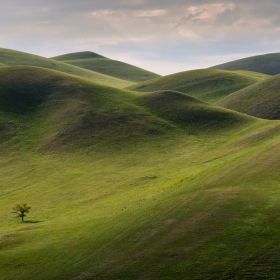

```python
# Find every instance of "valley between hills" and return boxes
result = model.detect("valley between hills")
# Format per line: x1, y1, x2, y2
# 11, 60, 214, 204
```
1, 48, 280, 279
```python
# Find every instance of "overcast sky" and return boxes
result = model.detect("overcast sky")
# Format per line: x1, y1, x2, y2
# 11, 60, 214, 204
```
1, 0, 280, 75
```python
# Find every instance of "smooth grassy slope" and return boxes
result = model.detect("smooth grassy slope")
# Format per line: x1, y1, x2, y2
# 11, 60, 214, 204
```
218, 74, 280, 120
0, 48, 133, 88
2, 66, 280, 279
212, 52, 280, 75
51, 51, 160, 83
128, 68, 269, 103
1, 112, 280, 279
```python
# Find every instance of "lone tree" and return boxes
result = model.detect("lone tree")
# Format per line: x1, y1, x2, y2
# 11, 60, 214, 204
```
12, 203, 31, 222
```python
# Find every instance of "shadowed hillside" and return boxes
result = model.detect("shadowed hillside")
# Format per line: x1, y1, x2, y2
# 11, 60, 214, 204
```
51, 51, 160, 83
0, 66, 170, 152
218, 74, 280, 120
137, 90, 253, 132
128, 69, 268, 103
212, 53, 280, 75
0, 66, 253, 152
0, 48, 133, 88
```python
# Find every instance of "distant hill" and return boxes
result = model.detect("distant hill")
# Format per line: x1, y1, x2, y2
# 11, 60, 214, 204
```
211, 53, 280, 75
128, 69, 269, 103
51, 51, 160, 83
218, 74, 280, 120
52, 51, 105, 60
0, 48, 133, 88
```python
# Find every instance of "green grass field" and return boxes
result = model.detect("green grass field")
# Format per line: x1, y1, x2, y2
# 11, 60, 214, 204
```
212, 52, 280, 75
52, 51, 160, 83
128, 69, 269, 103
218, 74, 280, 120
0, 48, 133, 88
1, 49, 280, 279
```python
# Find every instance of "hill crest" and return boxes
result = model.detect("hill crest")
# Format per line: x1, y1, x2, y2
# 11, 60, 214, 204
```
128, 68, 269, 103
0, 48, 133, 88
211, 52, 280, 75
218, 74, 280, 120
51, 51, 160, 83
51, 51, 105, 61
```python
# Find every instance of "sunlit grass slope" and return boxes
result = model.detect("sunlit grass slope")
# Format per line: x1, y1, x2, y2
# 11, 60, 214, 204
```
1, 65, 280, 279
212, 52, 280, 75
0, 48, 133, 88
51, 51, 160, 83
128, 68, 268, 103
1, 114, 280, 279
218, 74, 280, 120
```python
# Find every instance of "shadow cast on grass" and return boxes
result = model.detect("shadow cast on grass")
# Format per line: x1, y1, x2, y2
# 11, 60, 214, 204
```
23, 220, 43, 224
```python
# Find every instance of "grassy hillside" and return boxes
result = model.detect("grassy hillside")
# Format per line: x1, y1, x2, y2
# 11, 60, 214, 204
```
218, 74, 280, 120
2, 65, 280, 279
51, 51, 160, 83
0, 48, 133, 88
212, 53, 280, 75
0, 66, 174, 152
128, 69, 268, 103
0, 66, 251, 152
137, 90, 252, 132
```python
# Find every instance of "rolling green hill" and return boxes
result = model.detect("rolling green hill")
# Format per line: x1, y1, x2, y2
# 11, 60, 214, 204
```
0, 48, 133, 88
0, 66, 250, 152
137, 90, 252, 131
0, 66, 171, 152
128, 68, 269, 103
212, 53, 280, 75
51, 51, 160, 83
2, 62, 280, 280
218, 74, 280, 120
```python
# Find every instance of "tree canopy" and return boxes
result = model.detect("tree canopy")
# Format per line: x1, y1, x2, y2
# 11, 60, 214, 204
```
12, 203, 31, 222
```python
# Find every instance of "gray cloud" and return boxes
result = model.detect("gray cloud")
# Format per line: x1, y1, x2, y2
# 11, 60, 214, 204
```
216, 6, 241, 26
1, 1, 280, 74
